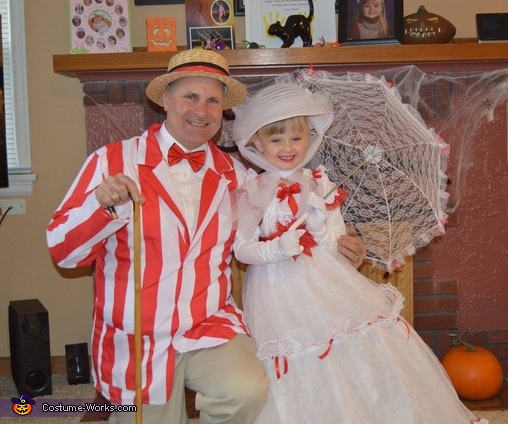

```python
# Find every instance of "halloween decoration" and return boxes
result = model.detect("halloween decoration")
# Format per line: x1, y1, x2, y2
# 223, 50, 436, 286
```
146, 17, 177, 52
441, 330, 504, 400
268, 0, 314, 48
239, 39, 265, 49
403, 5, 456, 44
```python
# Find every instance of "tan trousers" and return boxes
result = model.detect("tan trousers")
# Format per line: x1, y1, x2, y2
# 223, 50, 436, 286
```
109, 334, 269, 424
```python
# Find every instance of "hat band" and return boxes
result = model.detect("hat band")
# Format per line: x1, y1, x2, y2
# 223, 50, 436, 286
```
169, 62, 230, 77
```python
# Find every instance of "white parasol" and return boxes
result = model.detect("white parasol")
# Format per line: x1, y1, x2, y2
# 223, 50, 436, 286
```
297, 69, 450, 273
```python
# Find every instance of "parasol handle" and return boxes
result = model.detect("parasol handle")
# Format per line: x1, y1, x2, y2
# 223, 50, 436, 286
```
289, 212, 309, 230
290, 158, 370, 231
133, 201, 143, 424
323, 158, 369, 200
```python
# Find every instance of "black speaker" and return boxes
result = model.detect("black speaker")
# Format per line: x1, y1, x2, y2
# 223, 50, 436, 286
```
8, 299, 52, 396
65, 342, 90, 384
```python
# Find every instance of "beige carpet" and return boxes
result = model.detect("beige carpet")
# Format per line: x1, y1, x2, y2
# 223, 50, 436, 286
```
1, 375, 505, 423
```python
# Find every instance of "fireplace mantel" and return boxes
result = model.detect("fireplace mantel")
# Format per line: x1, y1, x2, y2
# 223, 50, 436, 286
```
53, 42, 508, 82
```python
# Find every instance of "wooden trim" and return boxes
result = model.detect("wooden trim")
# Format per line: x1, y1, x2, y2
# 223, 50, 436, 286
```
53, 42, 508, 82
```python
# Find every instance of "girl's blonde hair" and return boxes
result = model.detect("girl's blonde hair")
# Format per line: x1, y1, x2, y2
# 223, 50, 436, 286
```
355, 0, 389, 38
256, 116, 309, 138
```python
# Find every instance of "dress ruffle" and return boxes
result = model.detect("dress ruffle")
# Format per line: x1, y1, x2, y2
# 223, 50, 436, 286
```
237, 167, 486, 424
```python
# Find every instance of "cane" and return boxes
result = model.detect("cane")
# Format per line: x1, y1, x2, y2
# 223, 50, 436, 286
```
133, 200, 143, 424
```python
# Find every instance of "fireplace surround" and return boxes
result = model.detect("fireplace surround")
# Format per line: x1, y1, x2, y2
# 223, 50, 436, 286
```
53, 44, 508, 371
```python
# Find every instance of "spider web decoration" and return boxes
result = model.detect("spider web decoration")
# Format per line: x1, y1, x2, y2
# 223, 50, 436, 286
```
75, 64, 508, 270
217, 66, 508, 270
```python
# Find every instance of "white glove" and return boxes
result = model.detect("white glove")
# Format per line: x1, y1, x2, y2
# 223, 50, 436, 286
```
234, 229, 305, 265
305, 207, 327, 235
305, 192, 337, 250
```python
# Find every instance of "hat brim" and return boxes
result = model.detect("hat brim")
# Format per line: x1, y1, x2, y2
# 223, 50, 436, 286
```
146, 70, 247, 110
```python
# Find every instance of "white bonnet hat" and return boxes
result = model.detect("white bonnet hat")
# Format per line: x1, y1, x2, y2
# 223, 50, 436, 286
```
233, 83, 334, 172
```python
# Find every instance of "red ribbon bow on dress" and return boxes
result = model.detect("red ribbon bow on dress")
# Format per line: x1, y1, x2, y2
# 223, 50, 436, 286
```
168, 144, 206, 172
260, 221, 318, 259
276, 182, 301, 216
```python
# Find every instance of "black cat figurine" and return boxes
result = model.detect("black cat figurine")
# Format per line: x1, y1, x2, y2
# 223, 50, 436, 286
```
268, 0, 314, 48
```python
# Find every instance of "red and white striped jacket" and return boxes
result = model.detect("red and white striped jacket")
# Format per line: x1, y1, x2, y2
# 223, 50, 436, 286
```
47, 124, 249, 405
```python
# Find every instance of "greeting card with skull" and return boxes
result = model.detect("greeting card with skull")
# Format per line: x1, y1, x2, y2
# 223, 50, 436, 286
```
69, 0, 132, 53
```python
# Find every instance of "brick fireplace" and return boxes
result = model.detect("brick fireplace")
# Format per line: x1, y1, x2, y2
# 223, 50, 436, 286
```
54, 46, 508, 375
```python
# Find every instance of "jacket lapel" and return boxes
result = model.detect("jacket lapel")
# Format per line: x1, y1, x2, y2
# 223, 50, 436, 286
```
137, 127, 237, 257
190, 143, 237, 250
138, 125, 190, 251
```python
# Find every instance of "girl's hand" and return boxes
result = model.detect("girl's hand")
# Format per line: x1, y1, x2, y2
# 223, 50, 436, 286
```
278, 229, 306, 256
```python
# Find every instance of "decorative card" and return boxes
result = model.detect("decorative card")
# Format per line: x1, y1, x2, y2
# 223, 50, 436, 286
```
69, 0, 132, 54
146, 17, 178, 52
185, 0, 236, 50
245, 0, 336, 49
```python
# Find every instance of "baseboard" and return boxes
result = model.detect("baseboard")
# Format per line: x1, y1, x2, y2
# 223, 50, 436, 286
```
1, 355, 199, 418
0, 355, 76, 377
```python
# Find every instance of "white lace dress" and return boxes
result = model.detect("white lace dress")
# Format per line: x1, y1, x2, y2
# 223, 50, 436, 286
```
234, 167, 487, 424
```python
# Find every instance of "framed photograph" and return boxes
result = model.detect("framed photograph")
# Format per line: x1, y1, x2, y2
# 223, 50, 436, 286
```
185, 0, 236, 49
188, 25, 234, 49
69, 0, 132, 54
134, 0, 184, 5
338, 0, 403, 45
234, 0, 244, 16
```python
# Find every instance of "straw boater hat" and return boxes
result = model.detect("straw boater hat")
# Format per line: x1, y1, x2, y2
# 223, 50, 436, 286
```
146, 49, 247, 110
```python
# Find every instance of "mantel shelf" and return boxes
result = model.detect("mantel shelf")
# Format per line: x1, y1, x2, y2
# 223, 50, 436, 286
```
53, 42, 508, 82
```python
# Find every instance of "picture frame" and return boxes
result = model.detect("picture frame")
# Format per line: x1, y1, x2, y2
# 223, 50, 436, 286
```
234, 0, 244, 16
338, 0, 403, 45
69, 0, 132, 54
245, 0, 336, 49
188, 25, 234, 49
134, 0, 184, 5
185, 0, 236, 49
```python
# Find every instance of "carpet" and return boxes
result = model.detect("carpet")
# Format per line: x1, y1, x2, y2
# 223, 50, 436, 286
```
0, 375, 505, 423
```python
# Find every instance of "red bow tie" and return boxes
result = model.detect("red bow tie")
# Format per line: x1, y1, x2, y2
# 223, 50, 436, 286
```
168, 144, 206, 172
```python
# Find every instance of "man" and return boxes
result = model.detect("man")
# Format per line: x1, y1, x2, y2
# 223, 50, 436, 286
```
47, 49, 367, 424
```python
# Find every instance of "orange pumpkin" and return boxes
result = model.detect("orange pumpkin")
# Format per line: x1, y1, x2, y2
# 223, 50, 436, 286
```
403, 5, 456, 44
441, 330, 503, 400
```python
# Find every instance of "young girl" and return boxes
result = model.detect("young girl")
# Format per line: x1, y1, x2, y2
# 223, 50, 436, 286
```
349, 0, 390, 40
231, 83, 487, 424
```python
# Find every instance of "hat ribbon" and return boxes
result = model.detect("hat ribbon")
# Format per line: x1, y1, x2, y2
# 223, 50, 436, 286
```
169, 63, 229, 77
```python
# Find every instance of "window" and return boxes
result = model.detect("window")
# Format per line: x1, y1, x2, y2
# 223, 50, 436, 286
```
0, 0, 35, 195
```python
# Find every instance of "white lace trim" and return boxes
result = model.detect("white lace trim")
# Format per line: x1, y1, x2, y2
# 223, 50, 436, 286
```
257, 283, 405, 361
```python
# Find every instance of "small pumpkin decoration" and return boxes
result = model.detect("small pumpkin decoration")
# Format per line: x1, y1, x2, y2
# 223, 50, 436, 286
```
146, 17, 177, 52
403, 5, 456, 44
441, 329, 503, 400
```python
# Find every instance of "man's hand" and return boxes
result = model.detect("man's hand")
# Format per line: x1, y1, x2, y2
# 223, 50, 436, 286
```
337, 226, 367, 269
95, 173, 145, 209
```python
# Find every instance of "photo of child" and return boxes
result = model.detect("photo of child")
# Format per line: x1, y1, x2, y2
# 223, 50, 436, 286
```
89, 11, 111, 35
69, 0, 131, 53
348, 0, 390, 40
